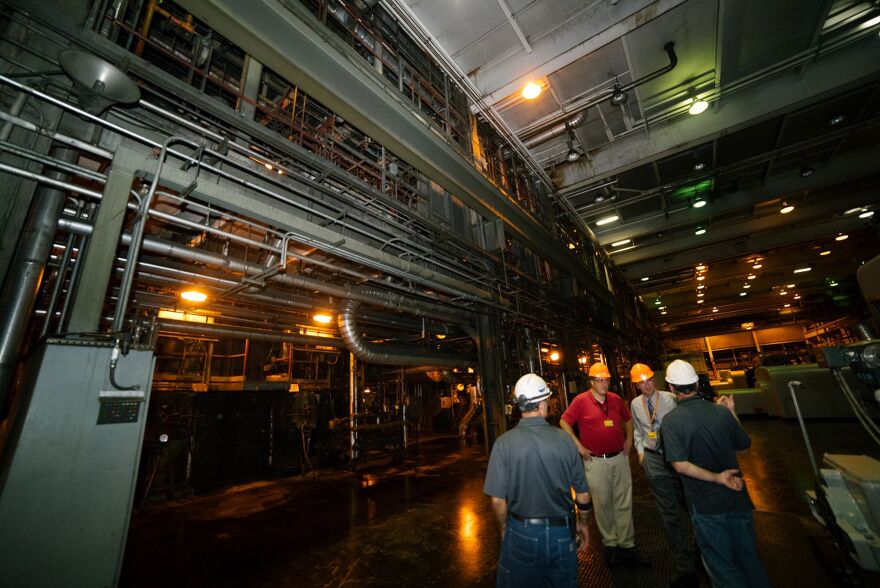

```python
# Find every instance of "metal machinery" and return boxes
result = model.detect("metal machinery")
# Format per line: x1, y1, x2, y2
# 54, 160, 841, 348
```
0, 0, 661, 584
794, 254, 880, 574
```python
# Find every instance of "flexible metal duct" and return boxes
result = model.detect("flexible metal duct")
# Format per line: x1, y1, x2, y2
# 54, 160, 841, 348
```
156, 319, 345, 348
337, 298, 473, 367
521, 43, 677, 150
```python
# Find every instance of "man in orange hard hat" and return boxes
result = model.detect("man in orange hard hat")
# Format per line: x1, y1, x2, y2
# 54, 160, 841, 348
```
560, 362, 647, 566
629, 363, 696, 587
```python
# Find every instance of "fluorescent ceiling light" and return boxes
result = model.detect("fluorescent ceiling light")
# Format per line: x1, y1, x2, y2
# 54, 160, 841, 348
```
835, 234, 848, 241
694, 228, 707, 235
859, 210, 874, 219
859, 15, 880, 29
611, 239, 632, 247
740, 292, 747, 296
596, 215, 620, 226
793, 267, 812, 273
641, 277, 650, 282
820, 250, 831, 256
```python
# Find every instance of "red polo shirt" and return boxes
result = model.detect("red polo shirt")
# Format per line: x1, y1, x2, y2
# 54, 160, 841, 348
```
561, 390, 631, 454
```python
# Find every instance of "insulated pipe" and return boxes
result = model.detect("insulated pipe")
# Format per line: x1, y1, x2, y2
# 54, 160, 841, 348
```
521, 42, 677, 150
337, 298, 472, 367
0, 115, 91, 406
0, 161, 104, 200
156, 319, 345, 348
0, 109, 112, 159
58, 220, 476, 325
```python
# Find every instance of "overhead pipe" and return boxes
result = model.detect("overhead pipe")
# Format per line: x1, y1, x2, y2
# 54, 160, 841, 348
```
58, 220, 476, 326
337, 298, 473, 368
156, 319, 346, 348
521, 42, 677, 150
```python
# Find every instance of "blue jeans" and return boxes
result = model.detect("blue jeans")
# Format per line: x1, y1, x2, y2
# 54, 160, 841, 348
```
690, 509, 772, 588
496, 516, 577, 588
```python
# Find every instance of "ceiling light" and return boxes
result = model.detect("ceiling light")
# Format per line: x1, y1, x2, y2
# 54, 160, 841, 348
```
712, 307, 718, 312
540, 347, 549, 353
820, 250, 831, 256
780, 203, 795, 214
694, 227, 707, 235
435, 332, 447, 340
693, 198, 707, 208
752, 263, 763, 269
786, 284, 795, 288
748, 274, 757, 280
828, 114, 845, 126
859, 14, 880, 29
696, 275, 705, 281
596, 214, 620, 226
696, 264, 707, 271
611, 239, 632, 247
610, 85, 628, 106
693, 162, 706, 171
180, 289, 208, 303
689, 96, 709, 115
661, 311, 667, 315
641, 276, 650, 282
697, 292, 704, 297
549, 351, 560, 362
521, 81, 542, 100
313, 313, 333, 324
697, 284, 705, 290
740, 292, 747, 296
743, 283, 751, 289
654, 299, 662, 305
859, 210, 874, 219
780, 290, 788, 295
793, 266, 812, 273
784, 303, 791, 308
835, 234, 848, 241
829, 280, 838, 287
799, 165, 814, 177
568, 243, 576, 250
566, 147, 582, 163
697, 299, 704, 304
794, 294, 801, 299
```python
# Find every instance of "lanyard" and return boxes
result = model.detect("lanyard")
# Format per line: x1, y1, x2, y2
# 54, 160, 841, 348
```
594, 395, 610, 418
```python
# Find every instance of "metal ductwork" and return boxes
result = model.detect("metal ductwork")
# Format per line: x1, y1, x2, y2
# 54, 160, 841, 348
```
337, 298, 473, 367
521, 42, 677, 151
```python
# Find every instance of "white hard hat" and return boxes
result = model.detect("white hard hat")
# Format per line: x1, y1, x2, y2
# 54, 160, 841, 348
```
665, 359, 699, 385
513, 373, 552, 406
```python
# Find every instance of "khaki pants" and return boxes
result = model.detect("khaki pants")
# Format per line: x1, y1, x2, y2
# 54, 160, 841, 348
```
584, 452, 634, 548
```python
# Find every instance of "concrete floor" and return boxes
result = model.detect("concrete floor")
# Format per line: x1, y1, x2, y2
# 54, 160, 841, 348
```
121, 418, 880, 587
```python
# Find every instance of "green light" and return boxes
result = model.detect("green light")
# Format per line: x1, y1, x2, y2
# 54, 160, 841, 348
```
672, 179, 713, 199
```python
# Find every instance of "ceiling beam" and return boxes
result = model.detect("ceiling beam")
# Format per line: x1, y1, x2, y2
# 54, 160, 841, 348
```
553, 39, 880, 190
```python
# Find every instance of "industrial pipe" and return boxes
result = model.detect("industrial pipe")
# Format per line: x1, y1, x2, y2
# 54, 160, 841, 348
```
156, 319, 346, 348
521, 42, 677, 150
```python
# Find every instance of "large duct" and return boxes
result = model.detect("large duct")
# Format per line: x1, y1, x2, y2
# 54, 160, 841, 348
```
337, 298, 473, 367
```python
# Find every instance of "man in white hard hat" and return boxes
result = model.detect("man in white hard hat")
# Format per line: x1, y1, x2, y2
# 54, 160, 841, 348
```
484, 373, 592, 587
629, 363, 696, 587
661, 359, 772, 588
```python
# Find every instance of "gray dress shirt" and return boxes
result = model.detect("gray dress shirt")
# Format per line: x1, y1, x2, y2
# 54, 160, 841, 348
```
630, 390, 677, 455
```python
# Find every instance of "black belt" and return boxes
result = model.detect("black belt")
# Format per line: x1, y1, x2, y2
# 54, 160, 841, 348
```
510, 512, 570, 526
592, 450, 621, 459
644, 447, 663, 455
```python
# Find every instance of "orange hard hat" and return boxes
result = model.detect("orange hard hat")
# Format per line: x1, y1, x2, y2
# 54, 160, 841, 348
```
630, 363, 654, 382
588, 362, 611, 378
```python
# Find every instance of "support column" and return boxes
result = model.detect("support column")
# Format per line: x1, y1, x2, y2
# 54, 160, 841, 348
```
705, 336, 718, 380
475, 308, 505, 450
66, 147, 140, 334
237, 55, 263, 124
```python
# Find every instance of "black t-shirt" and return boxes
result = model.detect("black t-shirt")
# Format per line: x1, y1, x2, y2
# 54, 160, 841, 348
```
662, 397, 754, 514
483, 417, 589, 518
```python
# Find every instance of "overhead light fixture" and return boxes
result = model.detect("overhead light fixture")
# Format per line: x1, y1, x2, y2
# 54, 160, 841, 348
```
820, 250, 831, 256
521, 81, 542, 100
549, 351, 560, 362
799, 165, 814, 177
695, 264, 707, 271
568, 243, 576, 249
784, 303, 791, 308
611, 239, 632, 247
641, 276, 650, 282
829, 280, 839, 287
596, 215, 620, 226
748, 274, 757, 280
780, 203, 795, 214
654, 299, 662, 305
566, 144, 582, 163
180, 289, 208, 303
780, 290, 788, 295
752, 263, 763, 269
694, 227, 707, 236
740, 292, 747, 297
793, 266, 812, 274
693, 162, 706, 171
696, 275, 706, 281
435, 332, 447, 340
835, 233, 848, 241
786, 284, 795, 288
540, 347, 549, 353
859, 14, 880, 29
712, 307, 718, 312
828, 114, 845, 126
610, 84, 628, 106
794, 294, 801, 299
693, 198, 707, 208
697, 299, 704, 304
697, 292, 705, 297
697, 284, 705, 290
688, 89, 709, 115
859, 210, 874, 219
661, 310, 667, 315
743, 284, 751, 289
313, 313, 333, 324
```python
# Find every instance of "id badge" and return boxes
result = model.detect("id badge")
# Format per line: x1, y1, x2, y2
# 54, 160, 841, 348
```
603, 419, 614, 427
647, 431, 658, 439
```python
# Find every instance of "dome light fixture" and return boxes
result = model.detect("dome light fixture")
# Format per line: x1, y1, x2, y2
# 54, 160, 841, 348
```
641, 276, 650, 282
694, 227, 707, 236
693, 161, 706, 171
693, 198, 707, 208
521, 81, 542, 100
820, 250, 831, 256
828, 114, 845, 126
835, 233, 849, 241
780, 202, 795, 214
799, 165, 814, 177
180, 289, 208, 303
688, 88, 709, 115
859, 210, 874, 219
610, 84, 628, 106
